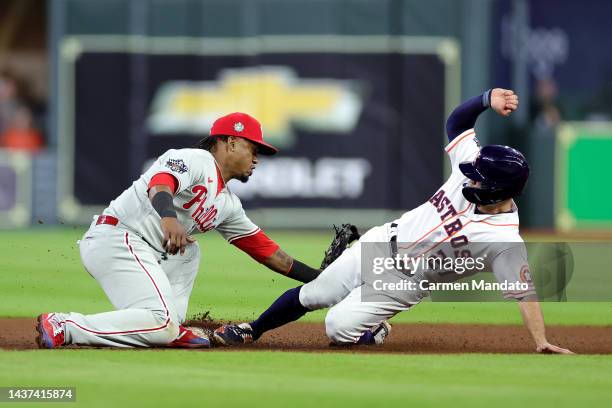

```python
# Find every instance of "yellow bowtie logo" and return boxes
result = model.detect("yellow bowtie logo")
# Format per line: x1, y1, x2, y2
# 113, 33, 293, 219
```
147, 66, 364, 147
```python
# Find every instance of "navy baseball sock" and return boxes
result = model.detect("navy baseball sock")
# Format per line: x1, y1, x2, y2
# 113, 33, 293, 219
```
250, 286, 309, 340
356, 330, 375, 345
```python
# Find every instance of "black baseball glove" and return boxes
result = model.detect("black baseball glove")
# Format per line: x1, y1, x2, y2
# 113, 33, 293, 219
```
320, 224, 361, 269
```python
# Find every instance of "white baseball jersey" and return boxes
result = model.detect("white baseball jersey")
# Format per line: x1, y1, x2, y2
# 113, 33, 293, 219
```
103, 148, 259, 253
390, 128, 535, 299
298, 127, 536, 344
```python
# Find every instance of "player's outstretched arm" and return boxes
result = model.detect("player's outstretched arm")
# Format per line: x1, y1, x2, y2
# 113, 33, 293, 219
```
445, 88, 519, 142
446, 91, 490, 141
230, 230, 321, 283
262, 248, 321, 283
517, 298, 575, 354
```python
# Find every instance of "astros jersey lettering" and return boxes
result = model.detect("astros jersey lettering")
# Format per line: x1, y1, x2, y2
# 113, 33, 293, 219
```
389, 128, 535, 299
298, 127, 535, 344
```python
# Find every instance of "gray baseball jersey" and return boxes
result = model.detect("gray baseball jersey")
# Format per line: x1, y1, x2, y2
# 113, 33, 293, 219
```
103, 148, 260, 252
60, 148, 261, 347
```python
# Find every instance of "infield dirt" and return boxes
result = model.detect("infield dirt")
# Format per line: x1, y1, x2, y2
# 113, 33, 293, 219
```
2, 317, 611, 353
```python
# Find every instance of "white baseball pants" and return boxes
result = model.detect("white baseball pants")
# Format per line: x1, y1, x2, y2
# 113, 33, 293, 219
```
299, 225, 417, 344
61, 223, 200, 347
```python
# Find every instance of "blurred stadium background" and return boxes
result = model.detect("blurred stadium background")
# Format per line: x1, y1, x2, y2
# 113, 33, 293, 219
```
3, 5, 612, 406
1, 0, 611, 233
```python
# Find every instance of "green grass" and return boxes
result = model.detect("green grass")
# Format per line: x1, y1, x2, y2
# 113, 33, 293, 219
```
2, 227, 612, 407
1, 350, 611, 408
1, 227, 611, 325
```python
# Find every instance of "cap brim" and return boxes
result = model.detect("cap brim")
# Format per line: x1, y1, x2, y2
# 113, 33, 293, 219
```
459, 161, 485, 181
253, 140, 278, 156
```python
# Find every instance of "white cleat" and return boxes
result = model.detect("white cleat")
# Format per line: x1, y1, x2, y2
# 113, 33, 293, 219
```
372, 321, 392, 345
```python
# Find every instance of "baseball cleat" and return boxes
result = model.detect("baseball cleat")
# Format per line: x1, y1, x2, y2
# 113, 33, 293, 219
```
168, 325, 212, 348
213, 323, 254, 346
36, 313, 65, 349
372, 321, 392, 345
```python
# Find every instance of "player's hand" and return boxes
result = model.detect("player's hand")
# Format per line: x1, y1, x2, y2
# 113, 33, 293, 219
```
160, 217, 195, 255
536, 342, 576, 355
490, 88, 519, 117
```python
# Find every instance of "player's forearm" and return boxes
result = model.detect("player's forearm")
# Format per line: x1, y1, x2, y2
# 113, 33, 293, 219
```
231, 232, 318, 281
517, 298, 548, 347
149, 185, 177, 218
445, 89, 492, 141
263, 249, 321, 283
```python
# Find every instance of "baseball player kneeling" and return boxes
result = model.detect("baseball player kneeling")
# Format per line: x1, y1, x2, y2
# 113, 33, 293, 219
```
214, 89, 574, 355
36, 113, 321, 348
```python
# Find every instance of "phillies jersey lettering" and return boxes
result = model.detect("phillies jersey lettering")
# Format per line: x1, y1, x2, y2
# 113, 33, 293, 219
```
193, 204, 218, 232
183, 185, 208, 209
182, 185, 218, 232
101, 149, 259, 252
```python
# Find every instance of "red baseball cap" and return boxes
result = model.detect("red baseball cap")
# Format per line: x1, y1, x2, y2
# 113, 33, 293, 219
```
209, 112, 278, 155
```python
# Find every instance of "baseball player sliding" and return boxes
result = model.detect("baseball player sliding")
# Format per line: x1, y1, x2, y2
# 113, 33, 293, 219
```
214, 89, 575, 354
36, 112, 322, 348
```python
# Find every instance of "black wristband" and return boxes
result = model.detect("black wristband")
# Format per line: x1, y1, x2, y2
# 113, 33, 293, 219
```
151, 191, 177, 218
287, 260, 320, 283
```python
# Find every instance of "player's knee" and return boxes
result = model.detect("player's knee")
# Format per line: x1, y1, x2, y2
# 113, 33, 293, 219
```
158, 322, 181, 346
324, 309, 357, 345
299, 285, 342, 310
301, 294, 334, 310
146, 309, 180, 346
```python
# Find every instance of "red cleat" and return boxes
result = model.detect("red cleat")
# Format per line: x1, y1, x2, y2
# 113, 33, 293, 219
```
168, 325, 211, 348
36, 313, 65, 349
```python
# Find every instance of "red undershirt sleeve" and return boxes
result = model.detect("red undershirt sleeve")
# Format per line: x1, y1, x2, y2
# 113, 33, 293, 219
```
231, 230, 280, 263
148, 172, 179, 195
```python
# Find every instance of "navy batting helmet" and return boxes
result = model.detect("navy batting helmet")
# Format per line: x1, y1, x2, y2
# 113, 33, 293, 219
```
459, 145, 530, 206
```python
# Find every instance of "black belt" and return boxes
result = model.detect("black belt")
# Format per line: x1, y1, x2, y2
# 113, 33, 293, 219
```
390, 222, 399, 257
389, 222, 413, 275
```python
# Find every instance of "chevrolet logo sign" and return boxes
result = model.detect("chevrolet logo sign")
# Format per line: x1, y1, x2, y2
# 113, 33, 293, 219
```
147, 66, 364, 147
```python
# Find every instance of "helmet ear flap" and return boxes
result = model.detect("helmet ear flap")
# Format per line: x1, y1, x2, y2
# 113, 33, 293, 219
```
462, 183, 507, 206
461, 185, 481, 205
461, 186, 477, 204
